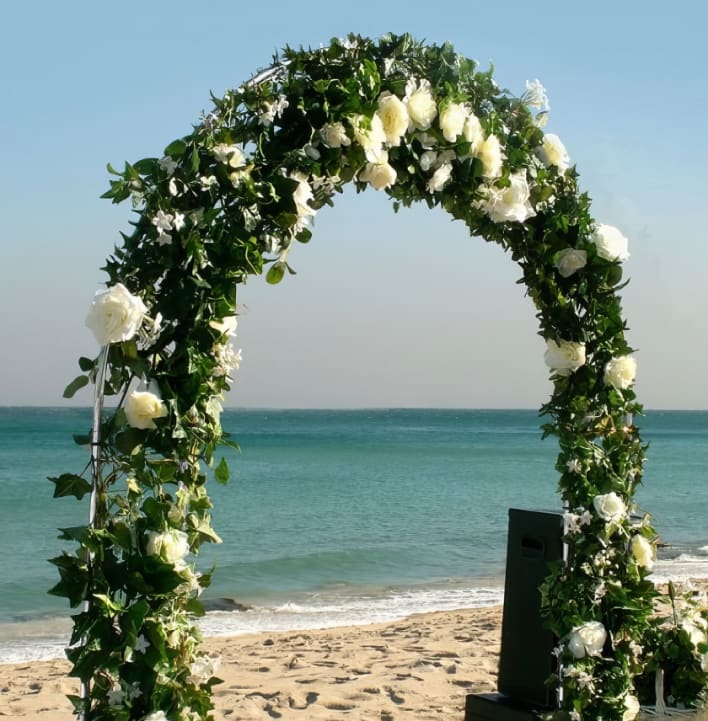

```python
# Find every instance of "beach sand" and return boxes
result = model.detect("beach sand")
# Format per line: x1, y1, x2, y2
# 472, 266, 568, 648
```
0, 606, 501, 720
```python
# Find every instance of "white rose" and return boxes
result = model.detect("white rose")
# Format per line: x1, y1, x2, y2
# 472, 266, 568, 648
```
86, 283, 147, 346
604, 355, 637, 390
538, 133, 570, 172
142, 711, 170, 721
463, 112, 484, 154
568, 621, 607, 658
439, 102, 467, 143
351, 114, 387, 163
124, 390, 168, 430
359, 161, 397, 190
544, 339, 586, 376
593, 492, 627, 523
146, 529, 190, 565
623, 694, 640, 721
405, 78, 437, 131
376, 92, 409, 147
427, 162, 453, 193
591, 224, 630, 262
476, 135, 504, 178
555, 248, 587, 278
631, 535, 654, 569
319, 122, 351, 148
479, 171, 535, 224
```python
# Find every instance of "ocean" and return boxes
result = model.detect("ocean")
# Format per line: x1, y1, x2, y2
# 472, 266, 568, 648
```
1, 407, 707, 664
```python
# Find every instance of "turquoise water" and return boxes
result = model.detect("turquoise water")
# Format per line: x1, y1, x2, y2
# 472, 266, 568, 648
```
1, 407, 707, 661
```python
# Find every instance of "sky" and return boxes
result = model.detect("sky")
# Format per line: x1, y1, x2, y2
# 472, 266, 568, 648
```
1, 0, 707, 409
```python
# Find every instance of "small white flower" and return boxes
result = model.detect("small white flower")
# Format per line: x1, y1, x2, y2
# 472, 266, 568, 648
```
107, 687, 125, 706
209, 316, 238, 337
419, 150, 438, 172
134, 634, 150, 654
214, 344, 242, 377
151, 210, 174, 232
291, 173, 317, 223
129, 682, 143, 700
173, 212, 185, 231
566, 458, 582, 473
427, 162, 453, 193
158, 156, 178, 175
213, 143, 246, 168
259, 95, 289, 125
524, 79, 550, 112
156, 231, 172, 246
199, 175, 218, 189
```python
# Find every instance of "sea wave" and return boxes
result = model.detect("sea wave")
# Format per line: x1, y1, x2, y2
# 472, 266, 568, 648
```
0, 583, 502, 664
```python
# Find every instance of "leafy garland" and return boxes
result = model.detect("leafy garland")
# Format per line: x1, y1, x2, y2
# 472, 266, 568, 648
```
53, 33, 707, 721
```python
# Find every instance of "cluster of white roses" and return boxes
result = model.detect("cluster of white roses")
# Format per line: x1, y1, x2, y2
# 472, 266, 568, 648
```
315, 75, 547, 229
85, 283, 244, 430
565, 621, 640, 721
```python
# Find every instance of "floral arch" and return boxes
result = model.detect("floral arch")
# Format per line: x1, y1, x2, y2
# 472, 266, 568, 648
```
52, 33, 701, 721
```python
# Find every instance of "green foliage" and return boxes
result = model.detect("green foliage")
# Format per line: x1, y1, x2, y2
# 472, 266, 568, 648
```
53, 32, 693, 721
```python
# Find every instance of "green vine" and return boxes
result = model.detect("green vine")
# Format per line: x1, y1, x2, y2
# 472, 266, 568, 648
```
51, 33, 706, 720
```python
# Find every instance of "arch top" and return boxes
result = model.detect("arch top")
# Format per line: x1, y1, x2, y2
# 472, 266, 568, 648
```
61, 33, 685, 721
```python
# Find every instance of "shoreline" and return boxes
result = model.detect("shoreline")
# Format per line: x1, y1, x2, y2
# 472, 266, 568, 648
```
0, 605, 502, 720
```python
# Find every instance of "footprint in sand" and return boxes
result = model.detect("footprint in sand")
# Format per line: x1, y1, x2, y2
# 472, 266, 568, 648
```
385, 688, 405, 705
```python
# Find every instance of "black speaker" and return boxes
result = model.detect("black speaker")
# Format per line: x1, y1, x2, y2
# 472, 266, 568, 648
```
497, 508, 565, 708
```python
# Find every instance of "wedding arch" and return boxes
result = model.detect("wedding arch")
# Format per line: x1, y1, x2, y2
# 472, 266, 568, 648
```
53, 33, 695, 721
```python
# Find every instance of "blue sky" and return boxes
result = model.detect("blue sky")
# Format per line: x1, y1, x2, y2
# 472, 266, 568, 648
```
1, 0, 707, 408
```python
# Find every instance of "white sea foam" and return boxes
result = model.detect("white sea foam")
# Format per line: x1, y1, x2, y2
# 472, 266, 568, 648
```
0, 584, 502, 664
650, 553, 708, 584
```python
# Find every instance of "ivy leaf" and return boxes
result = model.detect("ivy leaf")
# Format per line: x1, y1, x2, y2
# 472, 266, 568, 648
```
164, 139, 188, 157
49, 474, 92, 500
214, 457, 230, 485
78, 356, 96, 372
63, 374, 89, 399
114, 428, 144, 455
266, 262, 285, 284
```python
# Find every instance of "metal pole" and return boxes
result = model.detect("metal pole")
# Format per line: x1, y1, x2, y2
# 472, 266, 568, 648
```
79, 346, 109, 720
